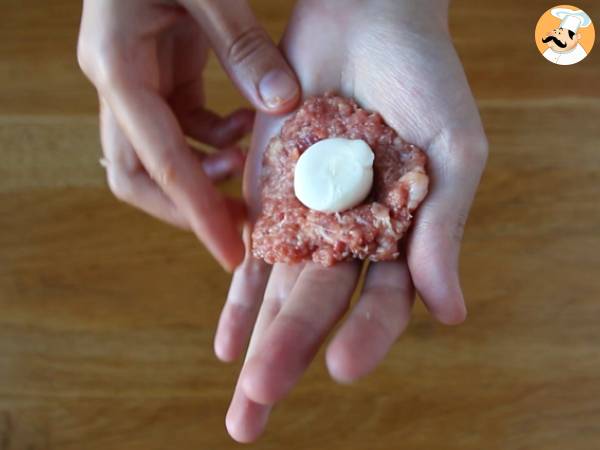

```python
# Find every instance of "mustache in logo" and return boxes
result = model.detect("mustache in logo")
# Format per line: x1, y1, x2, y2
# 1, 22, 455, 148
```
542, 35, 567, 48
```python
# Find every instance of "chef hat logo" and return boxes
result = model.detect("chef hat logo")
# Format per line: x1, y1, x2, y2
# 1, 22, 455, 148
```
534, 4, 595, 66
551, 7, 592, 33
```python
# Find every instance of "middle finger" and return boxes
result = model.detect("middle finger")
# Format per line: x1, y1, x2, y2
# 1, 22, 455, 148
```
240, 261, 361, 405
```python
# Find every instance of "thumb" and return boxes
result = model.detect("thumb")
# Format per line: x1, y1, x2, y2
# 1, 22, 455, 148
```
182, 0, 300, 113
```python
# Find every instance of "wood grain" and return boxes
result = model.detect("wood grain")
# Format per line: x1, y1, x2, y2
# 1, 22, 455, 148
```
1, 0, 599, 448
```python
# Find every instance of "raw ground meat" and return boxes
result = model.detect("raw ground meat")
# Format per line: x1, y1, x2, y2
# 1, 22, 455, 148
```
252, 93, 429, 266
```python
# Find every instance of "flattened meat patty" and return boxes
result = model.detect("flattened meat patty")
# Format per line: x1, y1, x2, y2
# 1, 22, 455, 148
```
252, 93, 429, 266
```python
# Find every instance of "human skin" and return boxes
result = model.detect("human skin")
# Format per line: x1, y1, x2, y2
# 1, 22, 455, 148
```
215, 0, 488, 442
77, 0, 301, 271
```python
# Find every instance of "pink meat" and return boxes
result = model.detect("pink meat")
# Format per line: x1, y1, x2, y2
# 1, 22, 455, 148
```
252, 93, 429, 267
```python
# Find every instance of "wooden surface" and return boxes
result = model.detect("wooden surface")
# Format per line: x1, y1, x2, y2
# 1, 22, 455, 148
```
2, 0, 600, 448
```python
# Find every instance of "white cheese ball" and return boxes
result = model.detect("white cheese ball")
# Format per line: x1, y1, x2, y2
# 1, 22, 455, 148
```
293, 138, 375, 213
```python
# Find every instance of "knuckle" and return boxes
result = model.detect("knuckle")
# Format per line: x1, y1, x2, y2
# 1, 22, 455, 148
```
455, 133, 489, 170
148, 151, 178, 188
301, 266, 332, 287
106, 167, 133, 203
278, 311, 322, 341
77, 34, 125, 89
371, 308, 402, 341
362, 292, 405, 338
452, 208, 469, 243
414, 211, 467, 246
227, 26, 270, 67
439, 131, 488, 184
470, 134, 489, 168
240, 259, 267, 287
76, 36, 93, 78
93, 49, 126, 90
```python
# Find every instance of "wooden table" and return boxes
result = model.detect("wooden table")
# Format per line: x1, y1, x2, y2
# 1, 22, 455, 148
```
2, 1, 599, 448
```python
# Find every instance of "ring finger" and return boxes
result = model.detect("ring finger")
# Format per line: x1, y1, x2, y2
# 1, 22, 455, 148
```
326, 259, 415, 383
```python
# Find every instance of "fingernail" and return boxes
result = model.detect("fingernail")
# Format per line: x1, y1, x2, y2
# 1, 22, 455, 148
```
258, 69, 299, 109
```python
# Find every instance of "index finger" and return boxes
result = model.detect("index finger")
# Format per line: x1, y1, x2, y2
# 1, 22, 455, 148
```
105, 84, 244, 270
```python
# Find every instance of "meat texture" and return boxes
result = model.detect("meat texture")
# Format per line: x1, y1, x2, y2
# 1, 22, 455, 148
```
252, 93, 429, 266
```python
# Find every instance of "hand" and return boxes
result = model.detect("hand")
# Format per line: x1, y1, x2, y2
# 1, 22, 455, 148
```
77, 0, 300, 270
216, 0, 488, 441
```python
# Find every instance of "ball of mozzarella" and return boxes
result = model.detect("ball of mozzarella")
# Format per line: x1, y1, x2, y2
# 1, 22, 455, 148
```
293, 138, 374, 213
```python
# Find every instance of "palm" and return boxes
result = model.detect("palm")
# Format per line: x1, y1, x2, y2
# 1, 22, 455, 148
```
246, 2, 482, 202
221, 0, 488, 442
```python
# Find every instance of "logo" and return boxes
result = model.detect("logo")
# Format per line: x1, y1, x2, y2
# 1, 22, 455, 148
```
535, 5, 595, 65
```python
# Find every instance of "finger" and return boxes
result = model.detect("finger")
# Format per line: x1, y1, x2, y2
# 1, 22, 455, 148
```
215, 258, 303, 362
224, 197, 247, 227
201, 146, 245, 181
242, 112, 289, 218
241, 262, 360, 405
103, 85, 244, 271
226, 379, 272, 443
169, 78, 255, 148
102, 102, 243, 227
214, 227, 271, 362
326, 260, 414, 384
106, 167, 193, 230
180, 107, 255, 149
246, 262, 305, 355
225, 263, 304, 442
407, 131, 488, 324
100, 100, 191, 229
182, 0, 300, 113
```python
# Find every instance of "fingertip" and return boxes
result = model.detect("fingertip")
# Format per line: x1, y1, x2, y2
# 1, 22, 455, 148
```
231, 107, 255, 119
225, 412, 262, 444
189, 0, 300, 116
213, 328, 238, 363
225, 396, 269, 443
232, 147, 247, 175
221, 108, 255, 138
220, 236, 246, 273
435, 297, 467, 325
219, 250, 244, 274
185, 192, 244, 273
201, 147, 245, 181
425, 288, 467, 325
257, 69, 300, 114
222, 257, 239, 273
408, 241, 467, 326
230, 108, 256, 133
215, 350, 236, 364
214, 301, 259, 364
325, 343, 361, 385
